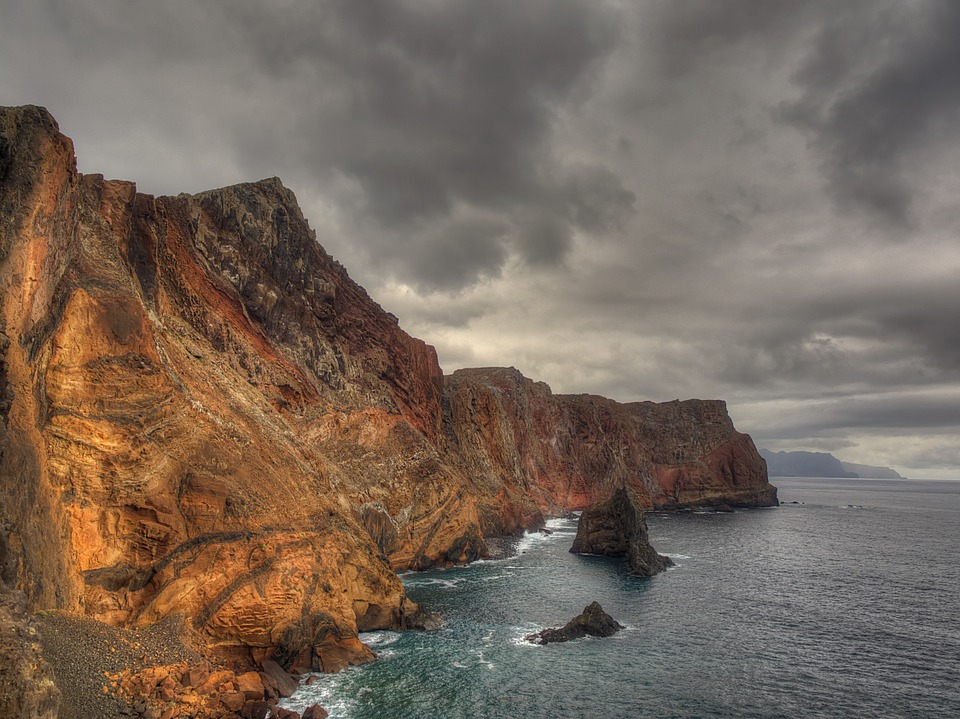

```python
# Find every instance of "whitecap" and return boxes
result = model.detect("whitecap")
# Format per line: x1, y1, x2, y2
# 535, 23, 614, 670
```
360, 630, 400, 647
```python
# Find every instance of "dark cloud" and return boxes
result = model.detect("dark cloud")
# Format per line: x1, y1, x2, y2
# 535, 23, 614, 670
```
779, 1, 960, 227
402, 215, 509, 293
645, 0, 808, 77
3, 1, 959, 475
226, 0, 626, 289
761, 394, 960, 438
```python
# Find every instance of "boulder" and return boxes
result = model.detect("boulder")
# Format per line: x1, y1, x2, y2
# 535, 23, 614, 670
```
259, 660, 298, 698
570, 487, 673, 576
525, 602, 624, 645
236, 671, 265, 700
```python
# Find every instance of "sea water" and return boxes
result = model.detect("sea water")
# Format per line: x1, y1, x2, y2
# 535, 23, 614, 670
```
282, 478, 960, 718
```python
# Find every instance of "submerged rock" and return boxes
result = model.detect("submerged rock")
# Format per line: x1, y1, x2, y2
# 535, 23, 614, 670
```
525, 602, 623, 645
570, 487, 673, 576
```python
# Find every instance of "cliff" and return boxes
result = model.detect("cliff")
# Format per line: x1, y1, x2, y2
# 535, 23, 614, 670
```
0, 106, 468, 675
0, 106, 776, 680
445, 367, 777, 535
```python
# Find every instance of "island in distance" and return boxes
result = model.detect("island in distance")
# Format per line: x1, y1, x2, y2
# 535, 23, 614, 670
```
760, 449, 904, 479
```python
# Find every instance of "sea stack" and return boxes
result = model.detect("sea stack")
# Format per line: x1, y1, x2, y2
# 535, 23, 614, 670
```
525, 601, 624, 645
570, 487, 673, 576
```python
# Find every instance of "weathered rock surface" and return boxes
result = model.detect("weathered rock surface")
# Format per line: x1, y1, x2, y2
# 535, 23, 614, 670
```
0, 584, 60, 719
525, 601, 623, 645
570, 487, 673, 576
0, 106, 472, 675
444, 367, 778, 537
0, 105, 774, 689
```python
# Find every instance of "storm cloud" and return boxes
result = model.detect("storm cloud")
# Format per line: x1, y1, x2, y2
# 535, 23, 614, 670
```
2, 0, 958, 477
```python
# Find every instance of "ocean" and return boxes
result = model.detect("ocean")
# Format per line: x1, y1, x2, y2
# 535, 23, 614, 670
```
282, 478, 960, 718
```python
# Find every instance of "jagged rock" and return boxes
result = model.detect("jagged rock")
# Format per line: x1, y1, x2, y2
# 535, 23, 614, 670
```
525, 602, 623, 644
570, 487, 673, 576
302, 705, 330, 719
444, 367, 778, 537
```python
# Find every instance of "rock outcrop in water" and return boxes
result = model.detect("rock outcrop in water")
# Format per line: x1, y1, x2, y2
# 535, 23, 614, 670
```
0, 106, 776, 689
570, 487, 673, 576
525, 601, 623, 644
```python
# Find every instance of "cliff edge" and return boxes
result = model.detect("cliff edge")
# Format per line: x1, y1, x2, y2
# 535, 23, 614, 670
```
0, 106, 776, 680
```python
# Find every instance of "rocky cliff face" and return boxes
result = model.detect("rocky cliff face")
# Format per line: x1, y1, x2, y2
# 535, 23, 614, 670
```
0, 106, 776, 672
0, 106, 469, 672
444, 367, 777, 534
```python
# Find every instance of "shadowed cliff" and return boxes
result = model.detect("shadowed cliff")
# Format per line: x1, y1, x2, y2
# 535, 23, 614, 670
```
0, 106, 776, 674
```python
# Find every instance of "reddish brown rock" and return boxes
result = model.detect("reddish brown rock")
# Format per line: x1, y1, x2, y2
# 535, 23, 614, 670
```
0, 106, 775, 712
260, 659, 298, 698
302, 705, 330, 719
444, 367, 778, 529
236, 671, 265, 700
0, 105, 468, 672
242, 698, 272, 719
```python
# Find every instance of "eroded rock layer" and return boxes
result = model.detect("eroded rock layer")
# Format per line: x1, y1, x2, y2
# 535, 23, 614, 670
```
0, 106, 776, 670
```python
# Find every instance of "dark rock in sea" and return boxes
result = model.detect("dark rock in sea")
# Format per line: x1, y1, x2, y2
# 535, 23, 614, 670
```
525, 602, 624, 645
570, 487, 673, 576
302, 704, 330, 719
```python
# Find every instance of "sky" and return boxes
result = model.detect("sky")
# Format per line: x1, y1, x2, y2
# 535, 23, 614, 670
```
2, 1, 959, 479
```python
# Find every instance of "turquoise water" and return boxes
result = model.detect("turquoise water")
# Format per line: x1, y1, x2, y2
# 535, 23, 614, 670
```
283, 478, 960, 718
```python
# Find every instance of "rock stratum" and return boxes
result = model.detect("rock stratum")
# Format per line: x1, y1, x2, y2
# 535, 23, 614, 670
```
0, 106, 777, 691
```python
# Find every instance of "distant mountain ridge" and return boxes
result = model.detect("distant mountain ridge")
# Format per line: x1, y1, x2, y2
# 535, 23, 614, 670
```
760, 449, 903, 479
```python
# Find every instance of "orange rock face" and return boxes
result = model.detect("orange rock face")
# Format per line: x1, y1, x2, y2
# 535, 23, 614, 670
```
0, 106, 776, 671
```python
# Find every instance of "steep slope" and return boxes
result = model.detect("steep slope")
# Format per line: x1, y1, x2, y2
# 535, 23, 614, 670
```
445, 367, 777, 535
0, 106, 475, 671
1, 106, 775, 675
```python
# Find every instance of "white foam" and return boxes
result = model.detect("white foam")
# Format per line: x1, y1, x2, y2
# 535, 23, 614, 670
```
509, 624, 545, 648
360, 630, 400, 647
480, 573, 509, 582
406, 576, 464, 589
279, 673, 352, 717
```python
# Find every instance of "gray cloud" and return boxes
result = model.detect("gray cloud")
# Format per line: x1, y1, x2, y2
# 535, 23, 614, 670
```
227, 0, 626, 288
2, 0, 959, 476
779, 1, 960, 227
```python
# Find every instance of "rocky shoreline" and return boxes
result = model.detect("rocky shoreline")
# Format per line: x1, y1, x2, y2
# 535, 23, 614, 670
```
1, 105, 777, 718
34, 609, 332, 719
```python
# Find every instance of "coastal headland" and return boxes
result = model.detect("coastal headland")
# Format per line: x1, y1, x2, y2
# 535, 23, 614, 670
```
0, 106, 777, 718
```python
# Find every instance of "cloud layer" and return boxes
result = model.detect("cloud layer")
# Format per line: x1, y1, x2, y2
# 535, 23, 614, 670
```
3, 0, 958, 477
